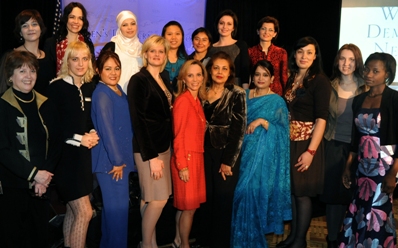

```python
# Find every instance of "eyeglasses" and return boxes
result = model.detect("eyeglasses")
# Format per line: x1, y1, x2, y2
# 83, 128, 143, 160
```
259, 28, 275, 33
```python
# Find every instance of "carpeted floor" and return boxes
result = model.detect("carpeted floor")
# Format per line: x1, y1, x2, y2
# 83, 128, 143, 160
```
160, 199, 398, 248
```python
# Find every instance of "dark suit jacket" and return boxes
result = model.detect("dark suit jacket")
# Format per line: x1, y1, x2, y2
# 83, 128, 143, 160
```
206, 84, 247, 167
351, 86, 398, 158
128, 67, 173, 161
0, 88, 61, 188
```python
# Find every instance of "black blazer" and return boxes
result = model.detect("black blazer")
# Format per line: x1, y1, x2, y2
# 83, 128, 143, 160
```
205, 84, 247, 167
351, 86, 398, 158
128, 67, 173, 161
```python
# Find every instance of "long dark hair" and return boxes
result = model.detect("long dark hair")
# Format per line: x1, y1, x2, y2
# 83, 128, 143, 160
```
286, 36, 324, 89
161, 20, 188, 59
55, 2, 92, 44
331, 43, 364, 81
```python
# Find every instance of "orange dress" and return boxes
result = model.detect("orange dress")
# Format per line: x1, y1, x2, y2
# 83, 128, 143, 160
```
171, 91, 206, 210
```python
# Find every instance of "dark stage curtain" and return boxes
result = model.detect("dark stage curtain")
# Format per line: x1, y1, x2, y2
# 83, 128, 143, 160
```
0, 0, 56, 54
204, 0, 342, 77
0, 0, 341, 76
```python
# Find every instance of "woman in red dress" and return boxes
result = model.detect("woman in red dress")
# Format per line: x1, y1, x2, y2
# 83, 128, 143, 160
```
171, 60, 207, 248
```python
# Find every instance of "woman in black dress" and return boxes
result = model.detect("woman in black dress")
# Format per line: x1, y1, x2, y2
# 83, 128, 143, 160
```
0, 9, 53, 95
47, 40, 99, 248
277, 37, 331, 248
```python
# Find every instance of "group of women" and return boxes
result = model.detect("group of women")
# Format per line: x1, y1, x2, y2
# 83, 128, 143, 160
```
0, 2, 397, 248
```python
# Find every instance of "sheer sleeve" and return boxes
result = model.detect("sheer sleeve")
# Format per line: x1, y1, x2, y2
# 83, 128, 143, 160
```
92, 91, 125, 166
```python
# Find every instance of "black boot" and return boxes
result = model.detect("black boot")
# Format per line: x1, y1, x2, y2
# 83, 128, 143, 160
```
326, 235, 338, 248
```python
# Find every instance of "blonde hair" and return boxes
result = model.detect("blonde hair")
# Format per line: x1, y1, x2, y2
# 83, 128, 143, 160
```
58, 40, 95, 82
141, 35, 170, 71
175, 59, 207, 100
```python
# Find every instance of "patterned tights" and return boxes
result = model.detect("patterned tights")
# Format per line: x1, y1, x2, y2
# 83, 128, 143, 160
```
63, 195, 93, 248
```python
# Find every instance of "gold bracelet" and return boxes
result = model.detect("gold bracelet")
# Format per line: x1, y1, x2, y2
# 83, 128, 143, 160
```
179, 167, 188, 172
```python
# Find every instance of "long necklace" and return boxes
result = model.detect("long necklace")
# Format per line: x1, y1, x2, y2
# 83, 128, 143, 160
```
294, 74, 304, 88
23, 44, 42, 59
253, 87, 270, 97
13, 92, 35, 103
157, 76, 173, 109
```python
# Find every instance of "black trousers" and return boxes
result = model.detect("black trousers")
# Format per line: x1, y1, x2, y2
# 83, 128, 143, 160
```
0, 187, 50, 248
195, 146, 240, 248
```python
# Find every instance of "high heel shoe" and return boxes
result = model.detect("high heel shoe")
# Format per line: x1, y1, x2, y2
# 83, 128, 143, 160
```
171, 241, 180, 248
326, 236, 338, 248
276, 240, 291, 248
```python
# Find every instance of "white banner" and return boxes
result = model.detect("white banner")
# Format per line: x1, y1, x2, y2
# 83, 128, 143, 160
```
339, 2, 398, 84
63, 0, 206, 56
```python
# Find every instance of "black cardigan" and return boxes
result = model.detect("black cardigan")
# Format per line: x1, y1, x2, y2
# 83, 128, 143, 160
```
128, 68, 173, 161
351, 86, 398, 158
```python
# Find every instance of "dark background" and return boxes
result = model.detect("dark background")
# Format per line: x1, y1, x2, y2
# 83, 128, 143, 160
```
0, 0, 342, 77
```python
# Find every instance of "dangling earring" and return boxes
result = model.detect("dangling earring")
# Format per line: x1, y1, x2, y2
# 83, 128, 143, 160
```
385, 78, 389, 84
8, 78, 12, 83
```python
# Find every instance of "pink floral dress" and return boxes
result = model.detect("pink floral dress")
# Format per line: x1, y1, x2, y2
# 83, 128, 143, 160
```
339, 109, 397, 248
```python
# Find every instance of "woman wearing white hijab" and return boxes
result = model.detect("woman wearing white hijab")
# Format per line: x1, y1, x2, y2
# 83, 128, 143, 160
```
101, 10, 142, 93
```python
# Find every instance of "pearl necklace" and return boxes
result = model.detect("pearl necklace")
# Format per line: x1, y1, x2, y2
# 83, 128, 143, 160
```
253, 87, 270, 97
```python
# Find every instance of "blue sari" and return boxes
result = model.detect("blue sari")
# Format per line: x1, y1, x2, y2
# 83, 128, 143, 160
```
231, 90, 291, 248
